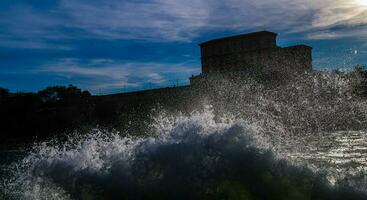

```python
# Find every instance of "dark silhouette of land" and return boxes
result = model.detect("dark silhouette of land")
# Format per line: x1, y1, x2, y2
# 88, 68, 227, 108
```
0, 85, 93, 147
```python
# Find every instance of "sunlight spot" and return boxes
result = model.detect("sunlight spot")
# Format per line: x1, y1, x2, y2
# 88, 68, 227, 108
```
356, 0, 367, 6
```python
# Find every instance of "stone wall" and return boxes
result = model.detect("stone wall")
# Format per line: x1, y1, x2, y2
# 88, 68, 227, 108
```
92, 86, 204, 134
200, 31, 278, 74
198, 31, 312, 78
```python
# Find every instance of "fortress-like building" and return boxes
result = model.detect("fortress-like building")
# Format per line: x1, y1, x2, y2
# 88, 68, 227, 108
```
96, 31, 315, 131
191, 31, 312, 84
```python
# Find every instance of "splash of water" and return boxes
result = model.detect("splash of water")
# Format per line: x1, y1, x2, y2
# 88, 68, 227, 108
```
2, 71, 367, 199
1, 108, 264, 199
199, 71, 367, 189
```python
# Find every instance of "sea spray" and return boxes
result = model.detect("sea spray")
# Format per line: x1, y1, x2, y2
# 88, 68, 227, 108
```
2, 71, 367, 199
1, 107, 367, 200
199, 71, 367, 190
0, 108, 254, 199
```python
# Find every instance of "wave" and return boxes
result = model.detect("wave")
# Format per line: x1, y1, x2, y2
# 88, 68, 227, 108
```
2, 107, 367, 200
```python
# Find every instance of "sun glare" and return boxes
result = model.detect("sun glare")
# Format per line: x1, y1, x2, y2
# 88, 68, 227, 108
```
356, 0, 367, 6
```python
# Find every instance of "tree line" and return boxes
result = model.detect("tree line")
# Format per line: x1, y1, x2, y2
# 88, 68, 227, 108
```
0, 85, 102, 146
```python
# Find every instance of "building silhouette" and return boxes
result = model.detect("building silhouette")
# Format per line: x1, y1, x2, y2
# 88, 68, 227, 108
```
191, 31, 312, 84
98, 31, 314, 109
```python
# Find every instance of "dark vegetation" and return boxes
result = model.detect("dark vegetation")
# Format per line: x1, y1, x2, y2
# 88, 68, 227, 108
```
0, 84, 194, 148
0, 85, 95, 147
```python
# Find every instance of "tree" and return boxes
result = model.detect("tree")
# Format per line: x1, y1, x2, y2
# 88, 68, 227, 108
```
38, 85, 91, 105
0, 87, 9, 98
0, 87, 10, 107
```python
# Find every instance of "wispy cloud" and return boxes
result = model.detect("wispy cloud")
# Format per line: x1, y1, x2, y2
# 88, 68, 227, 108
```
36, 58, 199, 93
0, 4, 72, 49
2, 0, 367, 49
59, 0, 209, 42
305, 27, 367, 40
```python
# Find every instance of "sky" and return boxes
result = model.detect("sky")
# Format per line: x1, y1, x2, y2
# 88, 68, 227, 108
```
1, 0, 367, 94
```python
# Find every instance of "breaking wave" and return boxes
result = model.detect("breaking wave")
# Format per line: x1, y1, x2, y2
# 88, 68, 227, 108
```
2, 71, 367, 199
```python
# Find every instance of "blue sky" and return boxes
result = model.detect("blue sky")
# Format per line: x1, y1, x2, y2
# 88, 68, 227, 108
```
1, 0, 367, 94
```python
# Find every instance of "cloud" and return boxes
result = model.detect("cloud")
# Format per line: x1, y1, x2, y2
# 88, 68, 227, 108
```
36, 58, 199, 94
305, 28, 367, 40
58, 0, 318, 41
1, 0, 367, 49
59, 0, 209, 42
0, 4, 72, 49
